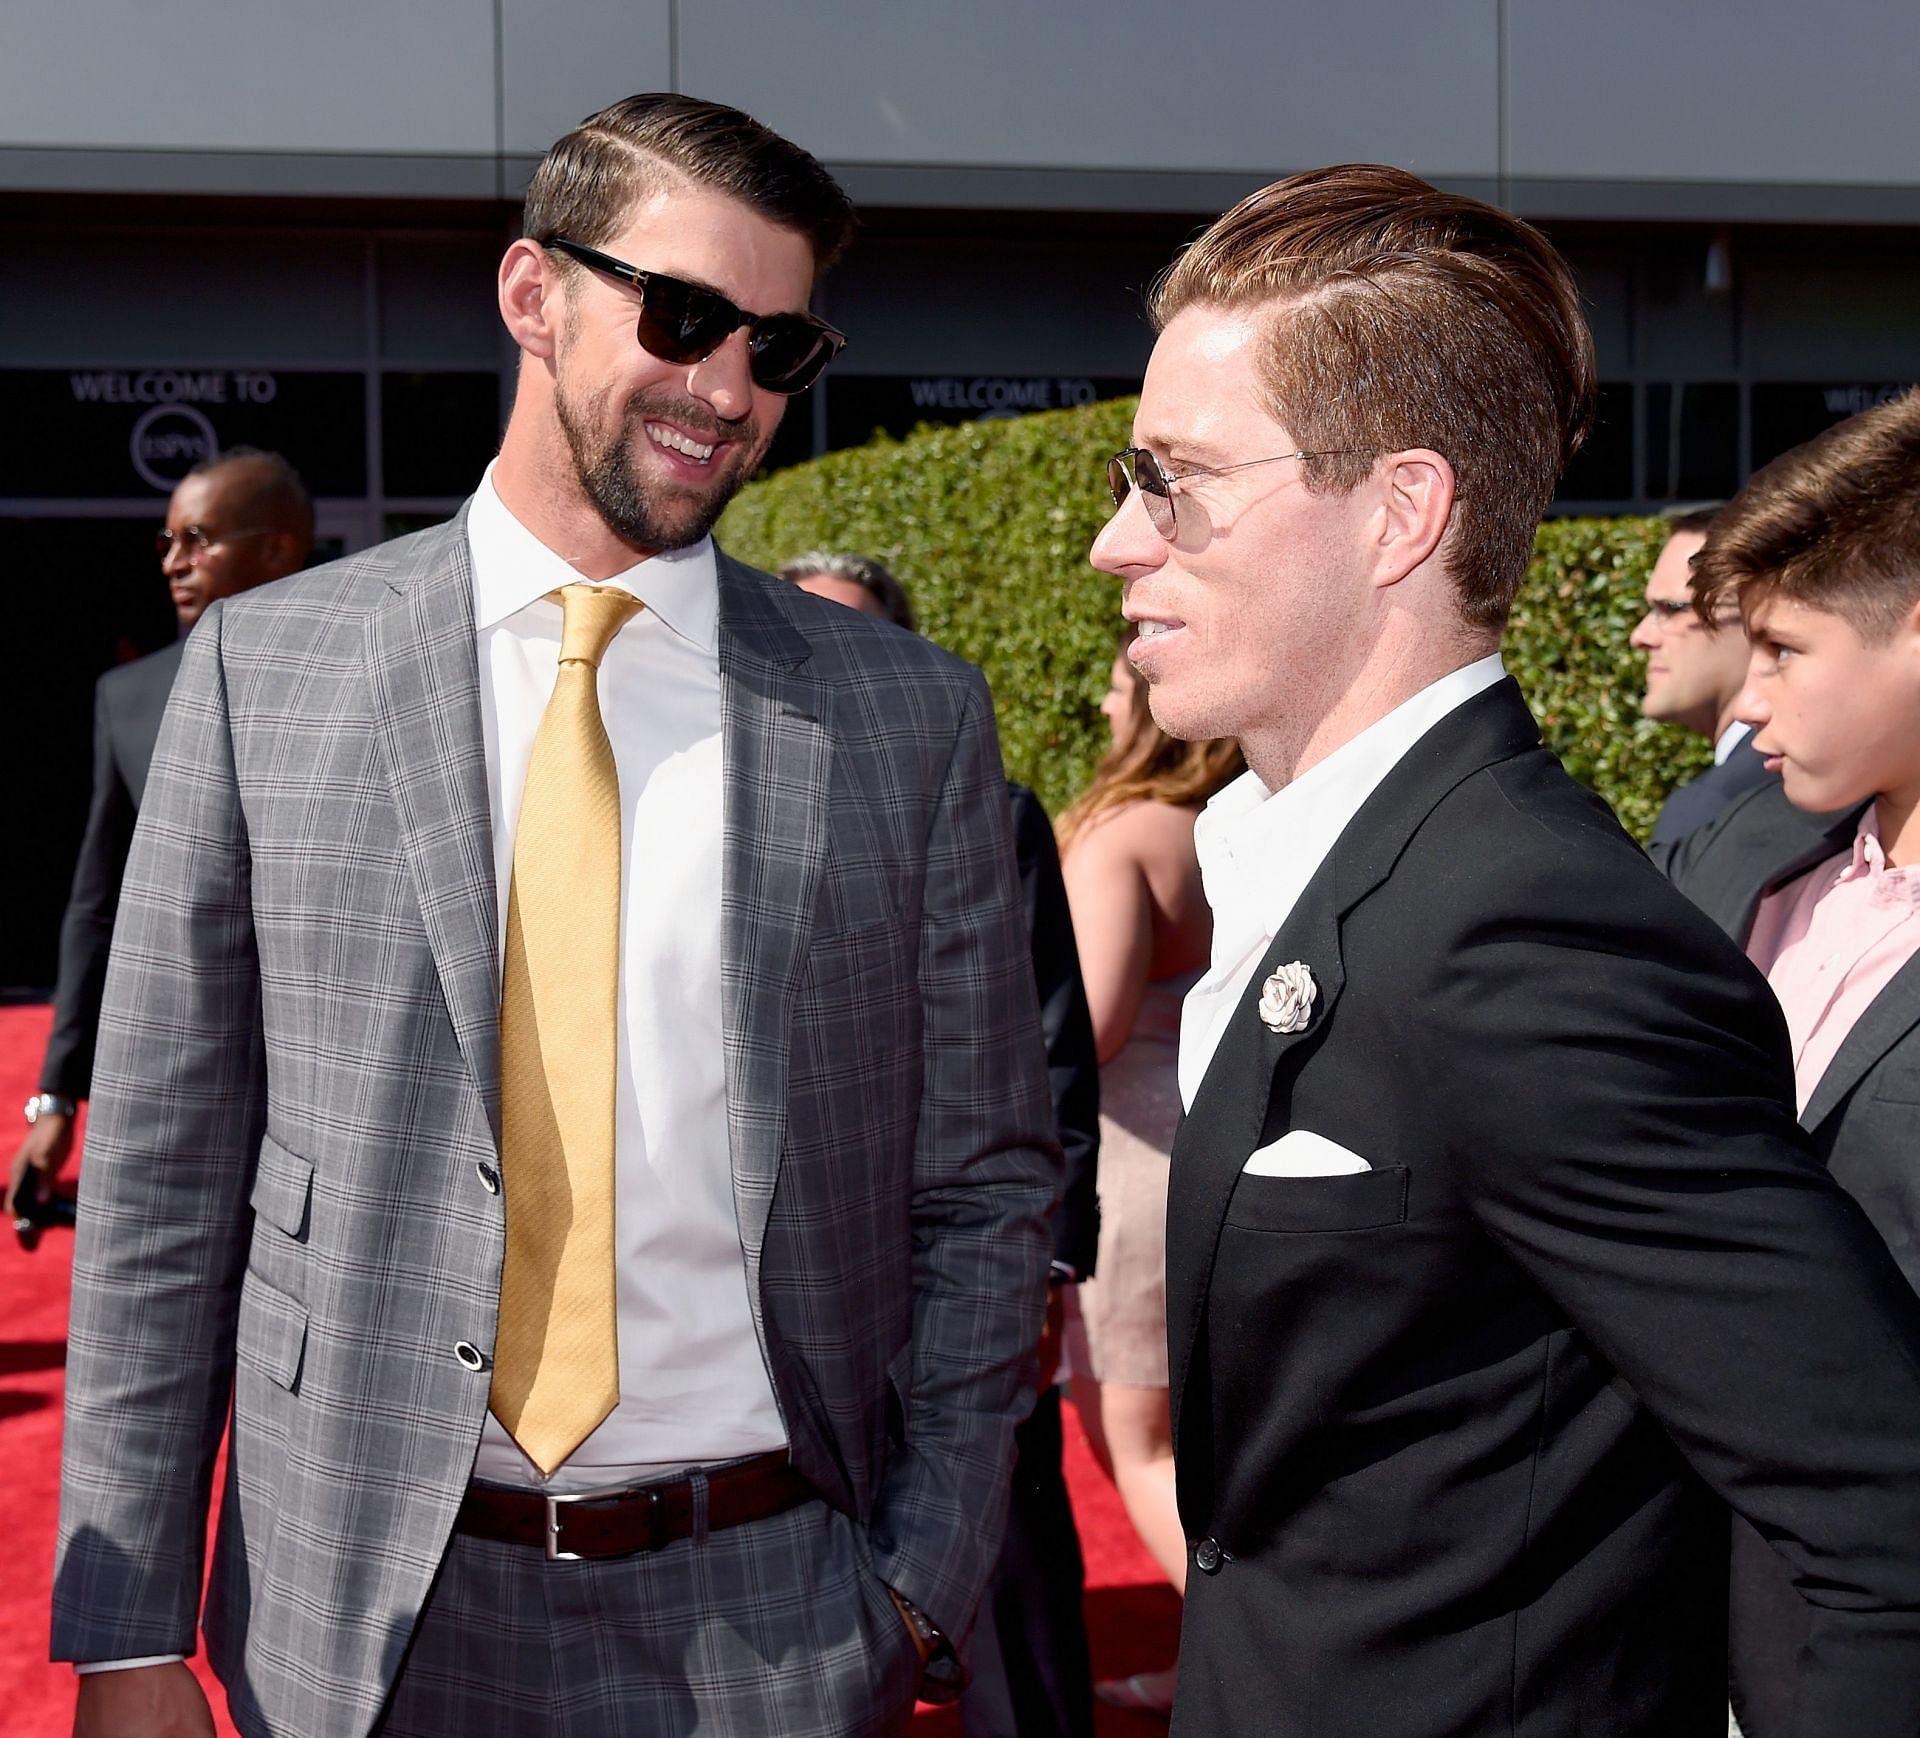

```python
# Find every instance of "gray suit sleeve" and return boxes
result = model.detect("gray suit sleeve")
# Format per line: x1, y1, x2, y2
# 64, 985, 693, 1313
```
868, 676, 1061, 1636
52, 606, 266, 1663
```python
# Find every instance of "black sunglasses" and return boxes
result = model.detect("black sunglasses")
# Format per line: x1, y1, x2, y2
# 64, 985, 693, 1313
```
543, 237, 847, 395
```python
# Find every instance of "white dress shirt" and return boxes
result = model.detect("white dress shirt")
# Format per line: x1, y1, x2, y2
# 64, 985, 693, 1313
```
1714, 719, 1753, 767
466, 467, 786, 1490
1178, 655, 1509, 1109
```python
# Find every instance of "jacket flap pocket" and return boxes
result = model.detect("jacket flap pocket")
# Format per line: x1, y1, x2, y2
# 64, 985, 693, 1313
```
1225, 1164, 1411, 1234
250, 1133, 315, 1239
236, 1267, 310, 1393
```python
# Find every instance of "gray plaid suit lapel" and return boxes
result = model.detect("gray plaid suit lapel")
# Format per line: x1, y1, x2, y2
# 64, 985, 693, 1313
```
715, 550, 832, 1305
366, 515, 502, 1140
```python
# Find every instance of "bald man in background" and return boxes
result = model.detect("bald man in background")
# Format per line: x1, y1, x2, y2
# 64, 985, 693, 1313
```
7, 448, 313, 1221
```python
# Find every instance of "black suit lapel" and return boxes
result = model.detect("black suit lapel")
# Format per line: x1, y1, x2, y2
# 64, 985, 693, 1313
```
1679, 789, 1863, 944
1166, 678, 1542, 1477
1167, 882, 1345, 1473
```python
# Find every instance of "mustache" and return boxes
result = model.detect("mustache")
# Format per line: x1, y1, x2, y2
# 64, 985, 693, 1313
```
623, 391, 752, 446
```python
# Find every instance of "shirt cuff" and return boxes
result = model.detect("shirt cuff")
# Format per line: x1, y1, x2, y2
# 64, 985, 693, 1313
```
1048, 1260, 1081, 1285
75, 1655, 185, 1674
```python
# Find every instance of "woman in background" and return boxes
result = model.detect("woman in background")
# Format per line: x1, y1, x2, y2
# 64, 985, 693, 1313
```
1059, 632, 1242, 1716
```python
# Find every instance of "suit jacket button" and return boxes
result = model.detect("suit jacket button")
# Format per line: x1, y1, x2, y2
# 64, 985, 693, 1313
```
454, 1342, 487, 1372
1194, 1537, 1222, 1574
476, 1163, 500, 1194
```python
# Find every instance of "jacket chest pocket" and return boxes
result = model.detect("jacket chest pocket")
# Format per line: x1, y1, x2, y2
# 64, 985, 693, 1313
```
1224, 1166, 1411, 1235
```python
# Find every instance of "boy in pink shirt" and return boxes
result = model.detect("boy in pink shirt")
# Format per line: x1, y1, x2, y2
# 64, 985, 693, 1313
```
1658, 385, 1920, 1738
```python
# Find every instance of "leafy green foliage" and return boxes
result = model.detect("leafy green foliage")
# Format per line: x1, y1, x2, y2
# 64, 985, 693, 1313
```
1512, 516, 1713, 841
720, 400, 1711, 837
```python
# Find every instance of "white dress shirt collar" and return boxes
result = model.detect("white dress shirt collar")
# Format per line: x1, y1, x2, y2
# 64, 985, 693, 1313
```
1179, 653, 1508, 1107
1713, 718, 1753, 767
466, 462, 719, 654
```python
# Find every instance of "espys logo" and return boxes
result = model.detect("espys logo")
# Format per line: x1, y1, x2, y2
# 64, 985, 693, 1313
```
130, 403, 217, 491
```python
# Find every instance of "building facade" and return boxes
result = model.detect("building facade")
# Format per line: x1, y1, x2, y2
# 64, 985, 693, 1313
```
2, 0, 1918, 987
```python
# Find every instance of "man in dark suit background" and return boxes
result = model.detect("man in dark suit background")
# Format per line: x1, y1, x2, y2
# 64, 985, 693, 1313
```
1632, 503, 1778, 846
1656, 388, 1920, 1738
5, 448, 311, 1222
1090, 163, 1920, 1737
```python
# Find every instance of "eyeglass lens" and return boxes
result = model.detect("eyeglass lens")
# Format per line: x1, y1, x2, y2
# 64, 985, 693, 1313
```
155, 527, 211, 556
631, 275, 836, 394
1107, 450, 1178, 537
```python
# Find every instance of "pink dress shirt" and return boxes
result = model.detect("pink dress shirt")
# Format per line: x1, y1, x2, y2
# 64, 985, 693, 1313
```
1746, 808, 1920, 1115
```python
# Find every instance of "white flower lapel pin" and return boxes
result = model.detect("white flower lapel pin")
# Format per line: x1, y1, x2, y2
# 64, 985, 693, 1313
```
1258, 961, 1318, 1035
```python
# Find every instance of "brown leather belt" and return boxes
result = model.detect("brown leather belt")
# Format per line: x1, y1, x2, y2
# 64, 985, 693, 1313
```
457, 1452, 816, 1561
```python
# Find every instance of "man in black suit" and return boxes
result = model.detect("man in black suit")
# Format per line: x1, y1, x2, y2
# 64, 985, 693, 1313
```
1090, 163, 1920, 1737
1656, 388, 1920, 1738
1633, 504, 1779, 846
5, 448, 311, 1220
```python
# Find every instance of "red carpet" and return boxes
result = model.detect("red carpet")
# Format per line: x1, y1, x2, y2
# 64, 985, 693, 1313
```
0, 1004, 1178, 1734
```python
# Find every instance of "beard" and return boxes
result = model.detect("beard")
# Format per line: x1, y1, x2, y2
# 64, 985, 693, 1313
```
554, 379, 770, 554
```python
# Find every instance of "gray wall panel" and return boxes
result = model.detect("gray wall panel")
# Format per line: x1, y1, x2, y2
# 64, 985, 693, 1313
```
0, 1, 494, 153
499, 0, 675, 155
1507, 0, 1920, 187
679, 0, 1499, 176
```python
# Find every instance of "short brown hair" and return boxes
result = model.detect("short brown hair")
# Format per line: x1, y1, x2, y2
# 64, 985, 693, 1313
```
522, 93, 856, 273
1691, 389, 1920, 642
1152, 164, 1595, 628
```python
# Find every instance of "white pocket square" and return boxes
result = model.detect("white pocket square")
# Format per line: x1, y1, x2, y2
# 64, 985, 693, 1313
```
1241, 1129, 1372, 1177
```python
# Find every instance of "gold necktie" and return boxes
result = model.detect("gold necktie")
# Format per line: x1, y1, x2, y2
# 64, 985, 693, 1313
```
490, 582, 643, 1475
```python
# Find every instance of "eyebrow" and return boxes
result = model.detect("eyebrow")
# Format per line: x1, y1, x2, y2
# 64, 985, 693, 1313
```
1141, 433, 1232, 468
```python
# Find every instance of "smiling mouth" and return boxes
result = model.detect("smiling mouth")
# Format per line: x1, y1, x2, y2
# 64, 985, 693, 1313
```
1135, 620, 1181, 639
644, 422, 718, 464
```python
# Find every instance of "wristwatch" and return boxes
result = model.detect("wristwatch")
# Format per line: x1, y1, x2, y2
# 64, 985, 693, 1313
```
892, 1593, 946, 1658
24, 1093, 76, 1124
889, 1590, 964, 1702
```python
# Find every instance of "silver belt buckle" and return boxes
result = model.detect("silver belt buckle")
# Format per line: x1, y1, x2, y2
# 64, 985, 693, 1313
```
543, 1481, 662, 1561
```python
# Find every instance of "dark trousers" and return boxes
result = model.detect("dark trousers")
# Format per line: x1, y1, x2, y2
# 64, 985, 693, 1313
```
1729, 1514, 1806, 1738
960, 1386, 1096, 1738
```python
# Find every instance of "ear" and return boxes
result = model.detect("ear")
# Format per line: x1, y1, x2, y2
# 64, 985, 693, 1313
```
499, 238, 562, 360
261, 529, 303, 575
1371, 449, 1455, 590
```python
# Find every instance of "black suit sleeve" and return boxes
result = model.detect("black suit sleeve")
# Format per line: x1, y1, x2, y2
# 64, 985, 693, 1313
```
1008, 783, 1100, 1279
1426, 826, 1920, 1737
40, 676, 138, 1100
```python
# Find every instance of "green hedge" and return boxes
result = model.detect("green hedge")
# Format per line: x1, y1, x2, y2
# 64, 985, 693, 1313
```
719, 399, 1710, 839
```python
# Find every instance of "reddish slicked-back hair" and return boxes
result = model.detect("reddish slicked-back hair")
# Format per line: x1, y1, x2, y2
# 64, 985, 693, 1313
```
1153, 164, 1595, 628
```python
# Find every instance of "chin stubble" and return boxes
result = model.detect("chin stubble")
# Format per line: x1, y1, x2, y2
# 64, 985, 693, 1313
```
556, 386, 764, 552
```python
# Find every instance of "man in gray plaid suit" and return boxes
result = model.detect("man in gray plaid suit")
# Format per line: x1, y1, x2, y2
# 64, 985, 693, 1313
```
54, 95, 1059, 1738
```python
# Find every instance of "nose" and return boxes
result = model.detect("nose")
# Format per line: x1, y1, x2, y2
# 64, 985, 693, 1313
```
1090, 487, 1166, 581
1628, 609, 1660, 650
685, 327, 757, 425
161, 538, 193, 579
